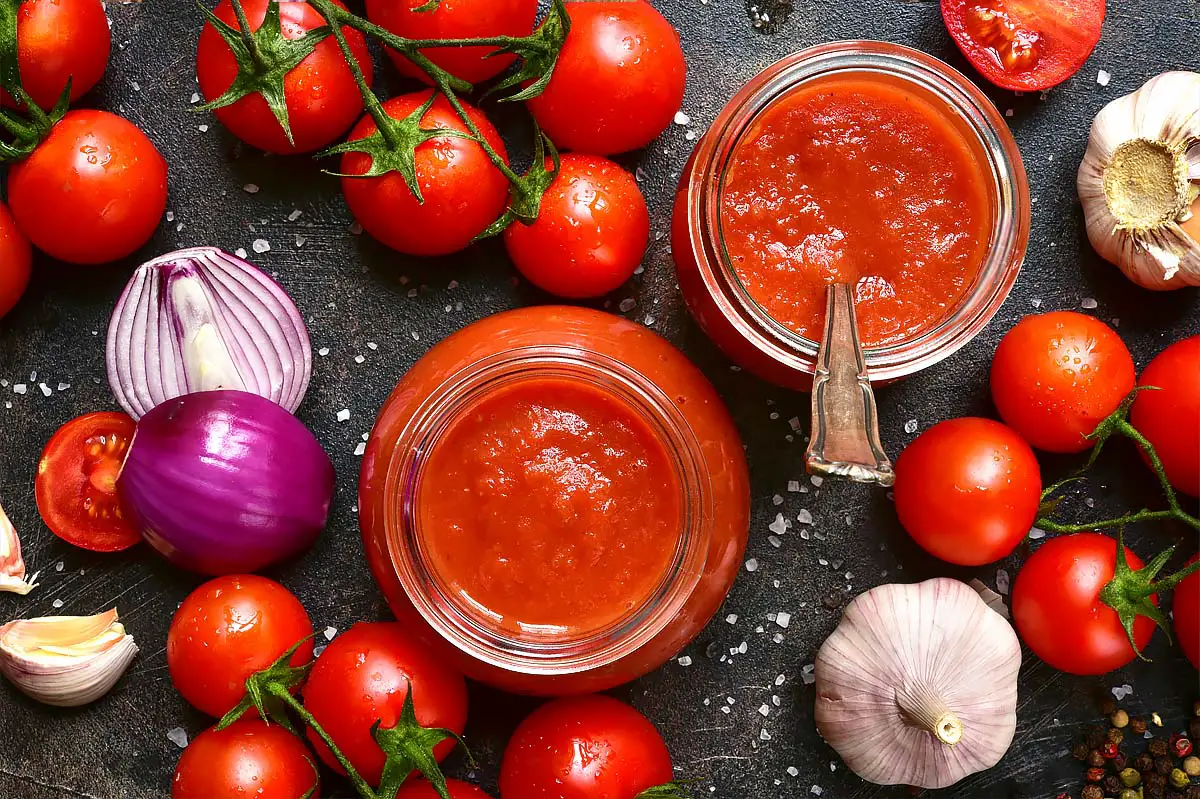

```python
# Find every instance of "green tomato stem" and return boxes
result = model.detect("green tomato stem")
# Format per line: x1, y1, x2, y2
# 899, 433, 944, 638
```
267, 682, 380, 799
228, 0, 267, 68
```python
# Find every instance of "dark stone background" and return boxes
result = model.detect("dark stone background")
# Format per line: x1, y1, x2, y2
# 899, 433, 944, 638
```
0, 1, 1197, 797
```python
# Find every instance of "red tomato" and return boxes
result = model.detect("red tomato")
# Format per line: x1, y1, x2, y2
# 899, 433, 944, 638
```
8, 111, 167, 265
172, 720, 320, 799
990, 311, 1135, 453
302, 622, 468, 786
35, 412, 140, 552
167, 575, 315, 718
1131, 336, 1200, 497
0, 202, 32, 321
1012, 533, 1155, 675
499, 695, 674, 799
504, 154, 649, 299
893, 417, 1041, 566
365, 0, 539, 85
527, 1, 686, 155
941, 0, 1105, 91
197, 0, 372, 155
2, 0, 111, 110
340, 91, 509, 256
1174, 554, 1199, 670
397, 779, 493, 799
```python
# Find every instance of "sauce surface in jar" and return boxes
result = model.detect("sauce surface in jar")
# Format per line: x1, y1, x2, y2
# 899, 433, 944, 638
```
419, 377, 682, 637
721, 75, 993, 347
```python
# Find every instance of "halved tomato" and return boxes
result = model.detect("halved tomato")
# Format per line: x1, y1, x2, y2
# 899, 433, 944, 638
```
35, 412, 141, 552
941, 0, 1105, 91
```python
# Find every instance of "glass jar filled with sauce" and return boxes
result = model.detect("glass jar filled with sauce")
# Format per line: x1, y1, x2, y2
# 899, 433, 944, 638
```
672, 41, 1030, 390
359, 307, 750, 695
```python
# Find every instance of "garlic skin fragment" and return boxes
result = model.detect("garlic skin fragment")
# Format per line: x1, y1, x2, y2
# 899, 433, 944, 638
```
0, 609, 139, 707
814, 578, 1021, 789
1078, 71, 1200, 290
0, 502, 37, 595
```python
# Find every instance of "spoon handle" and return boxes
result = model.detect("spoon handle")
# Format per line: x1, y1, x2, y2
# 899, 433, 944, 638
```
805, 283, 895, 486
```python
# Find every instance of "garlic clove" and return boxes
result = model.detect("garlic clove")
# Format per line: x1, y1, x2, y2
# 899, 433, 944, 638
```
0, 609, 139, 707
0, 501, 37, 595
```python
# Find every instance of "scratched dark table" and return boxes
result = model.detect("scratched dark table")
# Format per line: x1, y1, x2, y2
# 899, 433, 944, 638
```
1, 1, 1198, 797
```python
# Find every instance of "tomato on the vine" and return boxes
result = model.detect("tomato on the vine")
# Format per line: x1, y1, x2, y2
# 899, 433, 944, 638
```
340, 91, 510, 256
1012, 533, 1155, 675
365, 0, 539, 85
499, 695, 675, 799
167, 575, 315, 718
0, 202, 31, 321
1131, 336, 1200, 497
990, 311, 1135, 453
302, 622, 468, 786
35, 412, 140, 552
7, 111, 167, 265
2, 0, 111, 110
197, 0, 373, 154
397, 779, 493, 799
527, 1, 687, 155
172, 720, 320, 799
504, 154, 649, 299
1174, 554, 1199, 670
893, 417, 1041, 566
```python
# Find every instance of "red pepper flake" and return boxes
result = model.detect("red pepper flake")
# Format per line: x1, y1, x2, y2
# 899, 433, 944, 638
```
1101, 741, 1120, 759
1087, 766, 1106, 782
1170, 734, 1193, 758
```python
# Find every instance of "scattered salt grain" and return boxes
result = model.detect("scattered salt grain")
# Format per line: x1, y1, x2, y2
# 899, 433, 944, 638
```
38, 383, 51, 397
811, 787, 823, 796
768, 535, 782, 548
745, 558, 759, 572
55, 562, 64, 572
52, 599, 64, 609
322, 626, 337, 641
1097, 69, 1111, 87
788, 417, 801, 432
12, 384, 25, 394
165, 211, 175, 222
758, 704, 770, 717
367, 342, 378, 351
1112, 683, 1134, 701
167, 728, 189, 749
235, 248, 248, 258
288, 209, 303, 222
252, 239, 271, 254
1031, 297, 1043, 308
673, 110, 691, 125
810, 476, 824, 487
618, 298, 636, 313
904, 419, 918, 434
796, 509, 813, 525
772, 494, 783, 506
800, 663, 816, 685
726, 614, 738, 624
354, 442, 366, 456
349, 221, 364, 235
787, 480, 801, 493
354, 355, 365, 364
995, 568, 1011, 595
775, 674, 786, 686
336, 409, 350, 422
244, 184, 260, 194
1029, 527, 1046, 540
677, 655, 692, 666
759, 729, 771, 741
190, 92, 200, 104
318, 347, 330, 357
775, 611, 791, 629
1081, 297, 1098, 309
198, 124, 209, 132
768, 514, 787, 534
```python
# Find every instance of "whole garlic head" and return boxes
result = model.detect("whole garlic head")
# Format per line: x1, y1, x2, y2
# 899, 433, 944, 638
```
814, 578, 1021, 789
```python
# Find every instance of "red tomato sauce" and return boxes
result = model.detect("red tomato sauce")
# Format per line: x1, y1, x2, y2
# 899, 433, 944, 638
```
419, 377, 682, 636
720, 75, 992, 346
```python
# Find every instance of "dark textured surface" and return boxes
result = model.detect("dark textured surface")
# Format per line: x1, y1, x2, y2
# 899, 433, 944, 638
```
1, 1, 1198, 797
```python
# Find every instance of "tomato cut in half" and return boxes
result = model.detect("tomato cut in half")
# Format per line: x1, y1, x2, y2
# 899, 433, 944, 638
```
941, 0, 1105, 91
35, 412, 141, 552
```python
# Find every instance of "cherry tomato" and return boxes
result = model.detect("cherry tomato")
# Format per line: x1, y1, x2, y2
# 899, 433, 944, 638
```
990, 311, 1135, 453
8, 111, 167, 265
35, 412, 140, 552
365, 0, 538, 85
172, 720, 320, 799
893, 417, 1041, 566
1131, 336, 1200, 497
1175, 555, 1200, 670
340, 91, 509, 256
504, 154, 649, 299
1012, 533, 1155, 675
499, 695, 674, 799
527, 1, 686, 155
397, 779, 493, 799
1, 0, 111, 111
197, 0, 372, 155
0, 202, 31, 321
941, 0, 1105, 91
302, 622, 468, 786
167, 575, 314, 718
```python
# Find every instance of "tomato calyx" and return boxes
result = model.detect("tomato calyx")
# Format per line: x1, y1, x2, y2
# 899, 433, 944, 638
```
478, 128, 562, 238
0, 0, 69, 161
635, 783, 695, 798
373, 685, 471, 799
485, 0, 571, 104
1099, 530, 1200, 660
218, 635, 314, 735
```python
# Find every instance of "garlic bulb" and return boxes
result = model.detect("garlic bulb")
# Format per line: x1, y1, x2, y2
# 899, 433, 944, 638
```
0, 501, 37, 595
814, 578, 1021, 789
0, 609, 139, 707
1078, 71, 1200, 290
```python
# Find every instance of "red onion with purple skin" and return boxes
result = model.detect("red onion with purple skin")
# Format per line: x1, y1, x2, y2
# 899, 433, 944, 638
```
117, 390, 334, 575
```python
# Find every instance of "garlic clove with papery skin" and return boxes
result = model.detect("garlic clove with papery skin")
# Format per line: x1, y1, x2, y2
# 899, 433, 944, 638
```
0, 501, 37, 595
0, 609, 139, 707
1078, 71, 1200, 290
815, 578, 1021, 789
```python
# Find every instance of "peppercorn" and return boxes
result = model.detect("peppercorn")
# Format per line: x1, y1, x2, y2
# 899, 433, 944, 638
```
1111, 708, 1131, 728
1137, 753, 1158, 773
1072, 741, 1091, 761
1103, 741, 1122, 759
1152, 738, 1171, 757
1113, 752, 1129, 771
1089, 749, 1107, 767
1122, 767, 1144, 787
1109, 727, 1127, 744
1121, 790, 1141, 799
1172, 734, 1195, 758
1104, 774, 1125, 794
1087, 766, 1107, 783
1089, 726, 1110, 748
1158, 756, 1177, 776
1184, 755, 1200, 777
1133, 717, 1150, 735
1172, 768, 1191, 789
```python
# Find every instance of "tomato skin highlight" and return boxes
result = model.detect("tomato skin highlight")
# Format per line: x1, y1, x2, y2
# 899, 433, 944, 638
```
1131, 336, 1200, 497
2, 0, 111, 111
172, 720, 320, 799
0, 202, 32, 321
340, 92, 510, 257
197, 0, 373, 155
1012, 533, 1155, 675
397, 779, 493, 799
893, 417, 1042, 566
527, 1, 687, 155
1174, 555, 1200, 670
990, 311, 1135, 453
167, 575, 315, 718
504, 154, 649, 299
302, 622, 469, 786
8, 111, 168, 265
365, 0, 539, 85
35, 411, 141, 552
499, 695, 674, 799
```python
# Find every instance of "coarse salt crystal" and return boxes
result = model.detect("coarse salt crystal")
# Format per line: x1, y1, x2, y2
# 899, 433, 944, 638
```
57, 383, 70, 391
1081, 297, 1098, 309
167, 728, 189, 749
904, 419, 918, 434
354, 442, 366, 456
1029, 527, 1046, 539
235, 248, 248, 258
677, 655, 692, 666
776, 611, 791, 629
12, 384, 25, 394
745, 558, 759, 572
811, 787, 823, 796
759, 729, 771, 741
244, 184, 260, 194
796, 509, 813, 525
52, 599, 64, 608
768, 535, 781, 548
367, 342, 378, 351
772, 494, 783, 506
787, 766, 798, 777
768, 513, 787, 534
38, 383, 51, 397
190, 93, 200, 103
318, 347, 330, 357
758, 704, 770, 717
1097, 69, 1111, 86
726, 614, 738, 624
323, 626, 337, 640
787, 480, 800, 493
775, 674, 786, 686
673, 110, 690, 125
354, 355, 365, 364
996, 568, 1011, 594
810, 475, 824, 487
252, 239, 271, 254
336, 409, 351, 422
288, 209, 303, 221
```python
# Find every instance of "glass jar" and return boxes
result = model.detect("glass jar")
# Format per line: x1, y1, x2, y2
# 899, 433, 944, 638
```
359, 306, 749, 695
671, 41, 1031, 390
